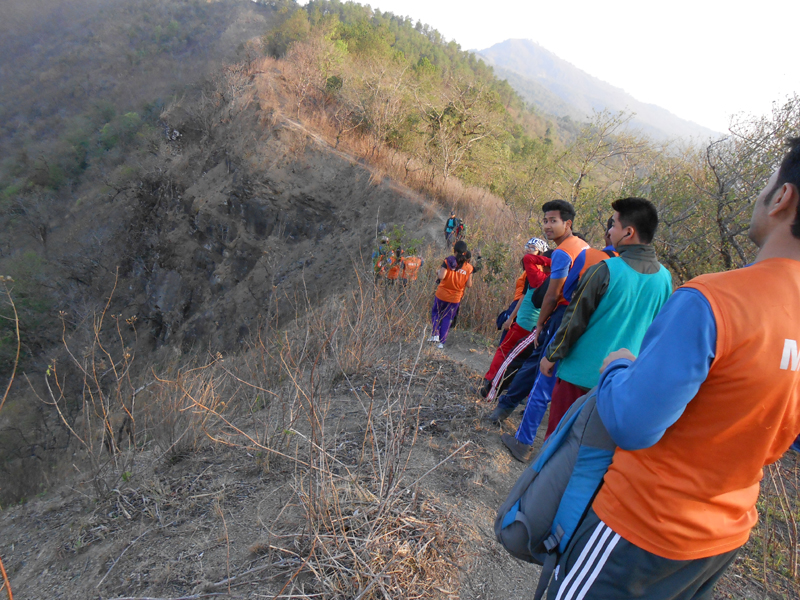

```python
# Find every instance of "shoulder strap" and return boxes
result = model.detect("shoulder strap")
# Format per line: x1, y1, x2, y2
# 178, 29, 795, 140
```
534, 552, 559, 600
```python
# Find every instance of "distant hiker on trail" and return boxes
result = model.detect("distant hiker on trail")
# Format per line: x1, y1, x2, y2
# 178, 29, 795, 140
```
485, 200, 589, 426
372, 235, 390, 284
400, 252, 423, 285
444, 211, 461, 246
540, 139, 800, 600
385, 247, 403, 285
478, 238, 551, 398
454, 219, 467, 242
533, 198, 672, 446
430, 240, 473, 349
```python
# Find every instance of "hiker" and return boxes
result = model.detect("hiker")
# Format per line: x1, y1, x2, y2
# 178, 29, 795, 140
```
454, 219, 467, 241
542, 138, 800, 600
449, 250, 470, 332
491, 222, 618, 432
385, 247, 403, 285
485, 201, 589, 423
444, 211, 461, 246
430, 240, 473, 349
484, 224, 616, 411
484, 255, 554, 405
372, 235, 390, 284
400, 251, 423, 286
497, 269, 529, 345
535, 198, 672, 444
479, 238, 551, 398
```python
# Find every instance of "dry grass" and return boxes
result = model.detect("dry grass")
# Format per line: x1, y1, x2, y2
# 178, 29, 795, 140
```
32, 274, 474, 597
718, 453, 800, 599
243, 54, 525, 253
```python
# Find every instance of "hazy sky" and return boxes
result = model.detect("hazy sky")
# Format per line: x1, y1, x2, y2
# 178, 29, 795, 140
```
335, 0, 798, 134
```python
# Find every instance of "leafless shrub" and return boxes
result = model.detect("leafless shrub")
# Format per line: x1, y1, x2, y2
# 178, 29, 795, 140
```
32, 276, 139, 499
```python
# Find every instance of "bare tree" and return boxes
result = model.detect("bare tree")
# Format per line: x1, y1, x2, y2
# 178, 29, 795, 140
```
417, 78, 499, 183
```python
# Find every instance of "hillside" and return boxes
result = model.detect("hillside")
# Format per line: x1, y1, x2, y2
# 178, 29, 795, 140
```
477, 39, 722, 142
0, 0, 272, 160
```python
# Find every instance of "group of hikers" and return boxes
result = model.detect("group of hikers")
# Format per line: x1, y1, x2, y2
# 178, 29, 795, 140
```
372, 235, 424, 286
426, 138, 800, 599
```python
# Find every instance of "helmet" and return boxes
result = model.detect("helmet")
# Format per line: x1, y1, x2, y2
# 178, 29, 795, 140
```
525, 237, 549, 254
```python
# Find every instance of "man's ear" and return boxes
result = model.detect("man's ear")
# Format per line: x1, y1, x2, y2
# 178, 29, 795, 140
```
768, 183, 799, 218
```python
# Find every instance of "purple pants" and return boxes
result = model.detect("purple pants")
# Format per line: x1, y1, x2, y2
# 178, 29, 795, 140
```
431, 297, 460, 343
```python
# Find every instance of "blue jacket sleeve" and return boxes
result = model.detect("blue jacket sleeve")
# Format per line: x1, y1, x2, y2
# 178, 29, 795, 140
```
596, 287, 717, 450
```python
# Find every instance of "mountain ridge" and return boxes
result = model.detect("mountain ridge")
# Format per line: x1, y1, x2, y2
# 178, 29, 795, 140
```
477, 38, 721, 142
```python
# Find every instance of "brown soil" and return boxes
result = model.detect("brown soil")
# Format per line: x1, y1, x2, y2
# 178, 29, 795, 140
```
0, 330, 545, 600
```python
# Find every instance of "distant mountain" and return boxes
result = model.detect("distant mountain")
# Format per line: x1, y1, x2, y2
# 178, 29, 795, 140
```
477, 39, 721, 142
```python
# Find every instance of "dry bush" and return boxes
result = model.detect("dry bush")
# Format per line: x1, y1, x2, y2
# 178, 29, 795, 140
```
31, 282, 140, 499
259, 318, 469, 599
148, 274, 471, 598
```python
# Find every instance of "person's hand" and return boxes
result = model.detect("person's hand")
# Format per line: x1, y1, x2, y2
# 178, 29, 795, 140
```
502, 318, 513, 331
533, 327, 543, 348
600, 348, 636, 373
540, 356, 555, 377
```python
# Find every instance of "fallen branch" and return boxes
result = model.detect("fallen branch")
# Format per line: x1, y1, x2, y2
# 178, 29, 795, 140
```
97, 528, 153, 588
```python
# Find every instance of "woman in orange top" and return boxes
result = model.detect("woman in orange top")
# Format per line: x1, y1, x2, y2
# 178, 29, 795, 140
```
429, 241, 473, 349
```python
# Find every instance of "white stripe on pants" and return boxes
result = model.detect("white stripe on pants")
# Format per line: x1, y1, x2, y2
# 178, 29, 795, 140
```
487, 328, 538, 401
553, 521, 621, 600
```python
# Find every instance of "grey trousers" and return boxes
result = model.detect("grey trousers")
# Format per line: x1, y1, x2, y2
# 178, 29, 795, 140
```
546, 509, 739, 600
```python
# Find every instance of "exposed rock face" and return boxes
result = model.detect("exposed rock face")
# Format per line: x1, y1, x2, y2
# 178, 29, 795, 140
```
69, 115, 440, 354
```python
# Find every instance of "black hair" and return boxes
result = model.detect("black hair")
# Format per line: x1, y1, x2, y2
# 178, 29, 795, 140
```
606, 216, 614, 232
541, 199, 576, 224
770, 137, 800, 239
394, 247, 402, 258
574, 231, 587, 242
611, 197, 659, 244
453, 240, 468, 268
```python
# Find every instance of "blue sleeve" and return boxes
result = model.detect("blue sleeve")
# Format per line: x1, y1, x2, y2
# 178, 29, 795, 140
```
596, 288, 717, 450
550, 249, 571, 279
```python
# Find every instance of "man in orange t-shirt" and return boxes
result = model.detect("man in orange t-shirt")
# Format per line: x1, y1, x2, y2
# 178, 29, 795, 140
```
542, 139, 800, 599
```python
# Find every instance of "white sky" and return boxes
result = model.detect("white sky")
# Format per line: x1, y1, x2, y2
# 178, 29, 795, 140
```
340, 0, 798, 134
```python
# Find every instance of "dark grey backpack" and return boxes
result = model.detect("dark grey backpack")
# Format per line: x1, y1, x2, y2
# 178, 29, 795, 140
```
494, 389, 616, 599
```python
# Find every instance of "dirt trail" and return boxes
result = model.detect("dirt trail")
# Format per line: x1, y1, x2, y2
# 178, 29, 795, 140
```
423, 329, 544, 599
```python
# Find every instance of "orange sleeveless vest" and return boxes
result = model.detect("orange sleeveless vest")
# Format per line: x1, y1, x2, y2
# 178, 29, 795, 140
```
386, 256, 401, 280
594, 258, 800, 560
401, 256, 422, 280
513, 272, 527, 301
555, 235, 590, 306
579, 248, 618, 279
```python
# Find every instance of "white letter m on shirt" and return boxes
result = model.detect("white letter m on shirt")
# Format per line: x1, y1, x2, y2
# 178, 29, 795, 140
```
781, 339, 800, 371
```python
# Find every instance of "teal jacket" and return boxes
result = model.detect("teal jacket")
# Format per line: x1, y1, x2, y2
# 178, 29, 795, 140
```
548, 245, 672, 389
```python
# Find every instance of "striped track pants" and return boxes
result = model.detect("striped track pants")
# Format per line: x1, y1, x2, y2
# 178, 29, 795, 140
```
487, 328, 537, 402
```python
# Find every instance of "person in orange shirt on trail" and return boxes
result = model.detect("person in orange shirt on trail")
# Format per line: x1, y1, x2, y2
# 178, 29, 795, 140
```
542, 138, 800, 599
400, 251, 424, 286
429, 240, 473, 349
385, 247, 403, 285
